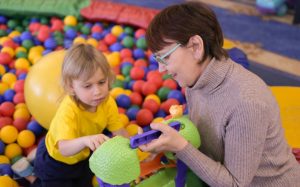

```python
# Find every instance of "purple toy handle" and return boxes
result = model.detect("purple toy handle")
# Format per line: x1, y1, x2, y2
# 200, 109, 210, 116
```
97, 177, 130, 187
175, 159, 188, 187
130, 121, 181, 149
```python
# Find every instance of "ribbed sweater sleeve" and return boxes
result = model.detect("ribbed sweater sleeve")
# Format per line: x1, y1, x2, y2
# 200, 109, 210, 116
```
176, 101, 269, 187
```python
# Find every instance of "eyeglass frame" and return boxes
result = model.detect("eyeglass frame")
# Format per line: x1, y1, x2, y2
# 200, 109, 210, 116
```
154, 43, 182, 66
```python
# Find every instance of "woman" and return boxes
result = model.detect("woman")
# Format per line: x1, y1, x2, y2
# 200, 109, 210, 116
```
140, 2, 300, 186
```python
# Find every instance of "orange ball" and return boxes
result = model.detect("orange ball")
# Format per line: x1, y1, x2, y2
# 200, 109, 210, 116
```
17, 130, 36, 148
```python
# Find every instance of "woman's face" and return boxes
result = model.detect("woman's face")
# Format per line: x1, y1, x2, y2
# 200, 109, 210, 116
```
155, 37, 208, 88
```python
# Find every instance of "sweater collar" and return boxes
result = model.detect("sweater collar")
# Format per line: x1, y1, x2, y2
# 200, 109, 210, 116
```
188, 57, 232, 93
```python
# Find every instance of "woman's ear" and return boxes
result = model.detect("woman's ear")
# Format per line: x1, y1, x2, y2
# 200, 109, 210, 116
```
189, 35, 204, 60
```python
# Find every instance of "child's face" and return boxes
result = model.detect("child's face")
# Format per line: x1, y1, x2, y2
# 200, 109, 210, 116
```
71, 68, 109, 112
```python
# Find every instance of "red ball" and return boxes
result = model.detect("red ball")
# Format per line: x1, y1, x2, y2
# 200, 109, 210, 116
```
13, 118, 29, 131
118, 107, 126, 114
146, 70, 162, 80
134, 59, 148, 68
163, 79, 178, 90
132, 80, 145, 93
130, 67, 145, 80
161, 98, 180, 113
148, 75, 163, 89
135, 28, 146, 39
129, 92, 143, 106
0, 116, 13, 128
28, 22, 41, 33
136, 109, 153, 127
104, 33, 117, 45
3, 40, 18, 49
0, 101, 15, 117
0, 52, 12, 65
13, 80, 25, 93
142, 99, 160, 114
121, 57, 134, 64
120, 48, 132, 59
91, 25, 103, 33
13, 92, 25, 104
142, 82, 157, 96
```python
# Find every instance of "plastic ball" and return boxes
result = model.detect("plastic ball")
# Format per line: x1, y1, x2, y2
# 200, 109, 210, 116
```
125, 123, 139, 136
157, 86, 171, 101
14, 58, 30, 71
0, 164, 13, 176
110, 42, 123, 52
0, 140, 5, 154
0, 175, 18, 187
73, 36, 86, 44
168, 90, 185, 104
134, 28, 146, 38
104, 33, 117, 45
13, 80, 24, 93
13, 107, 30, 121
17, 130, 36, 148
27, 120, 44, 136
24, 50, 65, 129
136, 37, 147, 50
64, 15, 77, 26
142, 99, 160, 114
22, 39, 34, 50
136, 109, 153, 127
0, 83, 9, 95
3, 89, 15, 102
142, 82, 157, 96
13, 118, 28, 131
0, 125, 18, 144
129, 92, 143, 106
130, 67, 145, 80
0, 117, 13, 129
0, 155, 10, 164
160, 98, 180, 114
2, 73, 17, 86
133, 48, 145, 59
116, 94, 131, 109
163, 79, 178, 90
111, 25, 123, 37
132, 80, 145, 93
145, 94, 161, 105
126, 107, 140, 121
119, 113, 129, 127
0, 101, 15, 117
121, 36, 134, 48
13, 92, 25, 104
0, 52, 12, 65
4, 143, 22, 159
86, 38, 98, 48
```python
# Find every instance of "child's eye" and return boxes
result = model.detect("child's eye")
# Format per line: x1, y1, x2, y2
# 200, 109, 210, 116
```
98, 80, 106, 85
84, 85, 91, 88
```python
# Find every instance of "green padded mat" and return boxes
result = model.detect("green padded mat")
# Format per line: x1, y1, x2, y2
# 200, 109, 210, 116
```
0, 0, 90, 17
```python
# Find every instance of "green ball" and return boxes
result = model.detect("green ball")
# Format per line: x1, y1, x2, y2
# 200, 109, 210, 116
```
121, 36, 135, 48
163, 74, 172, 80
16, 51, 28, 59
124, 26, 134, 36
40, 17, 49, 25
0, 29, 7, 37
81, 26, 90, 35
157, 86, 171, 101
121, 65, 132, 77
136, 37, 147, 50
15, 26, 24, 33
89, 136, 140, 185
112, 79, 125, 88
7, 19, 18, 29
22, 39, 34, 50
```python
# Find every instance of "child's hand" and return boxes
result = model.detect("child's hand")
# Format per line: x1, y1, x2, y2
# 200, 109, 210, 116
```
85, 134, 110, 151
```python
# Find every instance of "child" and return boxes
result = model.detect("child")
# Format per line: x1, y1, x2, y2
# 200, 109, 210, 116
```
13, 43, 128, 187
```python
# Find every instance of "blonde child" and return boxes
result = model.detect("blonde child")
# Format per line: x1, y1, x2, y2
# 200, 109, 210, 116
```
13, 44, 128, 187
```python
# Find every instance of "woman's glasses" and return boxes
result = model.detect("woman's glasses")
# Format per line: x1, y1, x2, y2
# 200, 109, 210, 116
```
154, 43, 181, 65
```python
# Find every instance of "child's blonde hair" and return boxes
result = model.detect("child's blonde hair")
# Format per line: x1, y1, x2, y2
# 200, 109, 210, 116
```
61, 43, 115, 104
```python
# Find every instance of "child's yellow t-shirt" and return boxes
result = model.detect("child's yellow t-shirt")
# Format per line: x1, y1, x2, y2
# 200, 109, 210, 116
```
45, 95, 123, 164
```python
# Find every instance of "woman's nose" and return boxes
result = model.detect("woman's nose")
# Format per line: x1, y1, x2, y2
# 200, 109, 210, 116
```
158, 63, 167, 72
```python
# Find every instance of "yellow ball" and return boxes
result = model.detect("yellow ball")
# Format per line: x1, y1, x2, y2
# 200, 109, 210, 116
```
116, 75, 125, 81
24, 50, 65, 129
110, 87, 125, 99
0, 175, 18, 187
152, 117, 164, 123
1, 47, 15, 57
8, 31, 21, 38
15, 58, 30, 71
73, 37, 86, 44
87, 38, 99, 48
15, 46, 27, 53
0, 125, 18, 144
0, 64, 6, 75
0, 82, 9, 94
125, 123, 139, 136
0, 155, 10, 164
15, 103, 27, 110
106, 52, 120, 67
124, 89, 132, 96
145, 94, 161, 104
17, 130, 36, 148
64, 15, 77, 26
0, 37, 11, 45
119, 113, 129, 127
4, 143, 22, 159
2, 73, 17, 86
13, 107, 31, 121
111, 25, 124, 37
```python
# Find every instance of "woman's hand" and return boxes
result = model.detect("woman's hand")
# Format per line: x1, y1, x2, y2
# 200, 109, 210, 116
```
84, 134, 110, 151
139, 123, 188, 153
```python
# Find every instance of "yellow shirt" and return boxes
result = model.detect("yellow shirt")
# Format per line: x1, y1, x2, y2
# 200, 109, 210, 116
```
45, 95, 123, 164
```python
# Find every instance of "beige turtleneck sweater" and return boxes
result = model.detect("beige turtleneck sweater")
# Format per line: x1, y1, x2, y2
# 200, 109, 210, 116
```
175, 57, 300, 186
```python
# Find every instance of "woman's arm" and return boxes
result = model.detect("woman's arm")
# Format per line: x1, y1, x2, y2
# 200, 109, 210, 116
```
58, 134, 110, 156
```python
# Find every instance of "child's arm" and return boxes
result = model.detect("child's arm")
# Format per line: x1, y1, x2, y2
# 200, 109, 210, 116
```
112, 128, 129, 138
58, 134, 110, 156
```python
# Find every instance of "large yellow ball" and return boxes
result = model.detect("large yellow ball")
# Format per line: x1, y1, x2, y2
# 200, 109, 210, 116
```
24, 50, 65, 129
0, 175, 18, 187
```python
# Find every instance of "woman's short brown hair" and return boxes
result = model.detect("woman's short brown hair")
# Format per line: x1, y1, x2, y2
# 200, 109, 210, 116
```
146, 1, 228, 63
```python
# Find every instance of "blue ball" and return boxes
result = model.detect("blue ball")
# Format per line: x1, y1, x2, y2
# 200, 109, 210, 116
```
109, 42, 123, 52
91, 32, 103, 40
0, 16, 7, 24
33, 37, 42, 45
0, 95, 4, 104
27, 120, 44, 137
126, 107, 140, 120
127, 80, 136, 90
133, 48, 145, 59
0, 140, 5, 154
116, 94, 131, 109
13, 36, 22, 44
65, 28, 77, 39
148, 64, 158, 71
20, 31, 33, 41
3, 89, 15, 102
64, 39, 73, 49
168, 90, 185, 104
155, 109, 166, 118
42, 49, 53, 56
0, 164, 13, 177
44, 38, 57, 50
18, 73, 27, 80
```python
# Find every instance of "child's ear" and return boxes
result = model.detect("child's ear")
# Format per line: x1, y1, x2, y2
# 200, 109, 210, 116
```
189, 35, 204, 60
